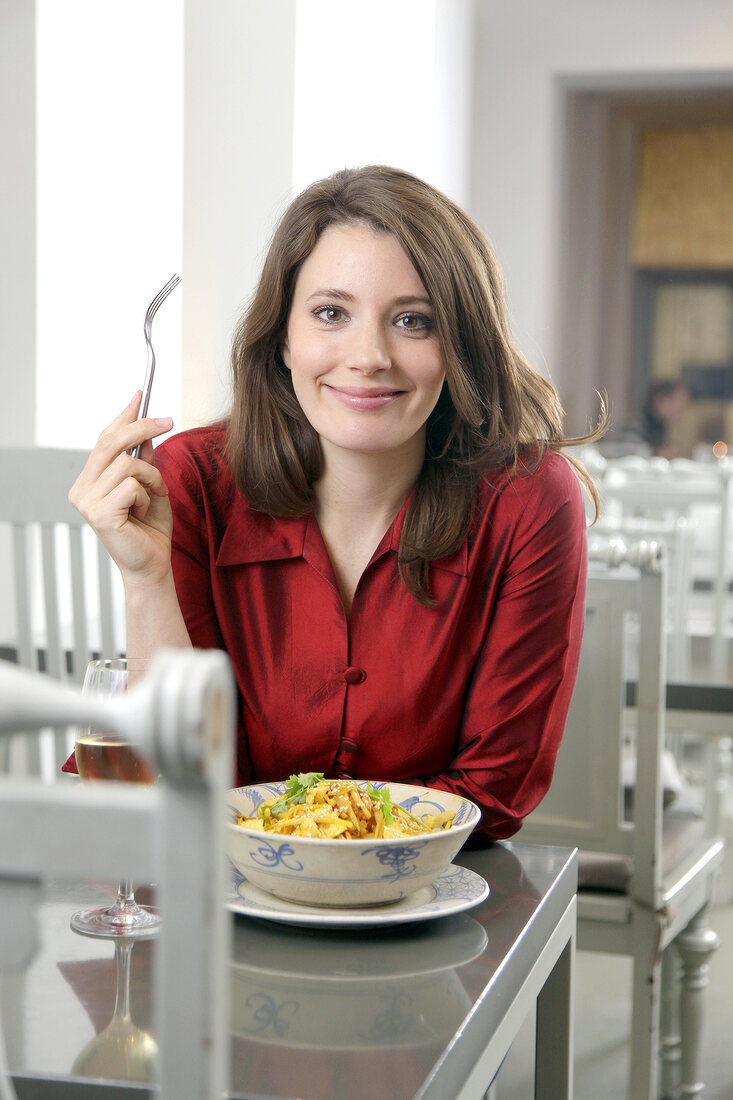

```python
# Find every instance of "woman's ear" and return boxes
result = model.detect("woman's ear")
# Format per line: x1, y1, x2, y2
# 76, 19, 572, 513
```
280, 340, 291, 370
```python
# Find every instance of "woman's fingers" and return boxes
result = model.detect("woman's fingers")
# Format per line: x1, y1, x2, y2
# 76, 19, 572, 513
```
69, 396, 173, 508
94, 415, 173, 471
88, 470, 171, 535
72, 455, 168, 533
94, 452, 169, 502
101, 477, 152, 530
137, 435, 157, 466
90, 393, 147, 468
129, 389, 143, 418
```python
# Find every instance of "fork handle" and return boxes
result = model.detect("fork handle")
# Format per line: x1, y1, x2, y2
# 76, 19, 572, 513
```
131, 347, 155, 460
131, 273, 181, 461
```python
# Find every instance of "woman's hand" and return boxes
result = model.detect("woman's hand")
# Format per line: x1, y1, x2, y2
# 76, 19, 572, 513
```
68, 392, 175, 590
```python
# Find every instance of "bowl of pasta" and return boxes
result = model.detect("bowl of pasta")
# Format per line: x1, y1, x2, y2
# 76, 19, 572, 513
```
227, 773, 480, 907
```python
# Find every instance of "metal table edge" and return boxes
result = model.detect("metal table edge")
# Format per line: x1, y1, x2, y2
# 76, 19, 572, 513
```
415, 843, 578, 1100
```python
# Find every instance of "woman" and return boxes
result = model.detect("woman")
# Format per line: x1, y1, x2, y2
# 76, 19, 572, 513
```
69, 165, 600, 843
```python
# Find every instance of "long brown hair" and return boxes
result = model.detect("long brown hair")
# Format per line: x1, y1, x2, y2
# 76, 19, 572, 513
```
228, 165, 603, 603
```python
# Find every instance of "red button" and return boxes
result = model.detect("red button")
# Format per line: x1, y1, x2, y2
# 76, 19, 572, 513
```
340, 738, 358, 754
344, 667, 366, 684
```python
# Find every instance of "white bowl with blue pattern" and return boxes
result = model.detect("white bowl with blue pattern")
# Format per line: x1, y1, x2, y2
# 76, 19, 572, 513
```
227, 780, 480, 907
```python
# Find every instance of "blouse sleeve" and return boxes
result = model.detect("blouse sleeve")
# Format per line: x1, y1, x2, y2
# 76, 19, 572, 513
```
414, 457, 587, 844
153, 437, 227, 653
154, 433, 255, 786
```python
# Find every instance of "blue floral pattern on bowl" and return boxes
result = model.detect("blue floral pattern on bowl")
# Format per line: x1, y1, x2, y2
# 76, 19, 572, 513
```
228, 781, 281, 822
249, 838, 304, 872
361, 841, 427, 880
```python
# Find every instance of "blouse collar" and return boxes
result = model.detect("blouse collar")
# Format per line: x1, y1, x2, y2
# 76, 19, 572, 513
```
215, 490, 467, 576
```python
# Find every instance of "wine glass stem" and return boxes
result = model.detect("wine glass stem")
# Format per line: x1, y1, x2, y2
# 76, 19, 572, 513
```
107, 879, 142, 925
117, 880, 136, 909
113, 939, 133, 1021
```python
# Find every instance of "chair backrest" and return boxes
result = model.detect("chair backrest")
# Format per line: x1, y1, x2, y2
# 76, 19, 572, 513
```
0, 446, 121, 776
590, 515, 694, 678
0, 650, 234, 1100
599, 455, 733, 680
522, 539, 667, 910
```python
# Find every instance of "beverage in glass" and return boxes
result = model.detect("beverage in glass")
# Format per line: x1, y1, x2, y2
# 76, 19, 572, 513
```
70, 658, 161, 938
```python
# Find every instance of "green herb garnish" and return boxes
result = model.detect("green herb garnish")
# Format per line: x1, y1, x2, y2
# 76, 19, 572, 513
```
365, 783, 425, 827
365, 782, 395, 824
263, 772, 325, 819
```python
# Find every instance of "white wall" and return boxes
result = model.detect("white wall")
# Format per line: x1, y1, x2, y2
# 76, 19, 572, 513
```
181, 0, 297, 426
1, 0, 36, 446
293, 0, 475, 207
0, 1, 36, 648
469, 0, 733, 426
35, 0, 183, 448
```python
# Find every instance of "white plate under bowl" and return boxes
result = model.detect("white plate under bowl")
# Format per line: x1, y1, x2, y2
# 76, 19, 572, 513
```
226, 862, 488, 929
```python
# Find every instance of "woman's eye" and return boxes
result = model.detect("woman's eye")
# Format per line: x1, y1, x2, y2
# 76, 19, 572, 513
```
315, 306, 346, 323
396, 313, 431, 332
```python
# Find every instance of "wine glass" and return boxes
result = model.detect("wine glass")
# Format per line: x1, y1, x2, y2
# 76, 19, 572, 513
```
70, 658, 161, 939
71, 935, 159, 1082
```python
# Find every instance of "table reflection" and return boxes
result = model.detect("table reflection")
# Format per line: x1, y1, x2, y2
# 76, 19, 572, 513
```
65, 934, 157, 1083
230, 912, 486, 1098
231, 911, 487, 1049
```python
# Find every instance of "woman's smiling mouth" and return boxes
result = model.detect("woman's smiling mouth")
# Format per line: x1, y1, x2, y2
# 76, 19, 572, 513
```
324, 384, 407, 409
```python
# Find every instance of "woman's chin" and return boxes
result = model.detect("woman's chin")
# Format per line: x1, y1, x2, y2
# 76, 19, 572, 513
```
319, 431, 426, 463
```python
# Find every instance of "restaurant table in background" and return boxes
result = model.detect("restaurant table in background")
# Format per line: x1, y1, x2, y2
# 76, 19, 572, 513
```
2, 842, 577, 1100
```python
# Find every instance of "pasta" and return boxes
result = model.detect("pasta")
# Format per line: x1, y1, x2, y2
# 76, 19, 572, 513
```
236, 778, 455, 840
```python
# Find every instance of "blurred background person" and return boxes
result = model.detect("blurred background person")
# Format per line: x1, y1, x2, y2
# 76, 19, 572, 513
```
605, 378, 692, 458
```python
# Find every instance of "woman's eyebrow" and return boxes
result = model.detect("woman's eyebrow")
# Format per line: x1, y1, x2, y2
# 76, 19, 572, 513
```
305, 288, 355, 304
392, 295, 433, 307
304, 289, 432, 307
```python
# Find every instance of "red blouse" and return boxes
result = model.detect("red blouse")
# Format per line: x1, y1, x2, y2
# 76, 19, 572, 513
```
153, 425, 587, 843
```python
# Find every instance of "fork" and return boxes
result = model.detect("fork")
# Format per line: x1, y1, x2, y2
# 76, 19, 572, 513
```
131, 274, 182, 459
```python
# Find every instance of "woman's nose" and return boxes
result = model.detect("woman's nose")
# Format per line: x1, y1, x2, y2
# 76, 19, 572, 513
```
344, 324, 392, 373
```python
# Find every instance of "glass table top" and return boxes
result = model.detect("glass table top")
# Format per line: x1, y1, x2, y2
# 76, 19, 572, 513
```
2, 841, 577, 1100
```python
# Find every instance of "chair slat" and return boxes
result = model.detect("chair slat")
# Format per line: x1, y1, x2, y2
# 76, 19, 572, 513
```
97, 541, 117, 657
40, 524, 72, 779
7, 522, 42, 775
69, 526, 89, 683
11, 523, 34, 670
40, 525, 63, 681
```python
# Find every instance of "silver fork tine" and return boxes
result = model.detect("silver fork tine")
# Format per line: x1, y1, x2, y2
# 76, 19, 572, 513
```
145, 274, 181, 328
143, 275, 181, 334
131, 274, 181, 459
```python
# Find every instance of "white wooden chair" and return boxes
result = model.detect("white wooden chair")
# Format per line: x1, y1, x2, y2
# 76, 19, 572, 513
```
0, 446, 120, 776
0, 648, 234, 1100
521, 540, 724, 1099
